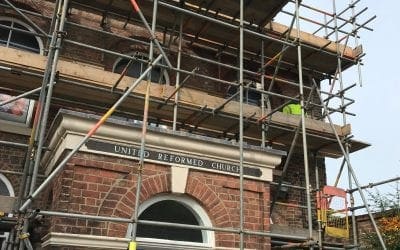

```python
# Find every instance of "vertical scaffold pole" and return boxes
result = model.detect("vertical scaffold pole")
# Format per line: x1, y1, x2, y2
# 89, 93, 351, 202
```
348, 2, 363, 241
173, 14, 183, 131
331, 0, 358, 246
29, 0, 69, 197
45, 0, 61, 54
312, 79, 387, 250
260, 41, 266, 148
239, 0, 244, 249
348, 149, 358, 247
295, 0, 314, 245
130, 0, 158, 245
18, 1, 68, 249
314, 154, 323, 249
16, 0, 62, 209
350, 0, 362, 87
332, 0, 346, 125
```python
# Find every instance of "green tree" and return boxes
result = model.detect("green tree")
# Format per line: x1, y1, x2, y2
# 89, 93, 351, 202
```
362, 182, 400, 250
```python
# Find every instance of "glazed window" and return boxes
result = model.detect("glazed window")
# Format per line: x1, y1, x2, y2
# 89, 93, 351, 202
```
226, 80, 262, 106
0, 17, 42, 134
0, 94, 34, 126
0, 174, 15, 250
0, 18, 42, 53
0, 175, 13, 196
137, 200, 203, 242
113, 52, 169, 85
127, 194, 215, 249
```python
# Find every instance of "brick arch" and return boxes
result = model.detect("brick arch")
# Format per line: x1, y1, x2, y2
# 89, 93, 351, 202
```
103, 38, 147, 72
138, 173, 171, 201
185, 176, 233, 229
105, 173, 170, 237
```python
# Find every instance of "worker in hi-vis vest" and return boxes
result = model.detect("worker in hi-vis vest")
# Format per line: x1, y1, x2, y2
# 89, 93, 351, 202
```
282, 103, 302, 115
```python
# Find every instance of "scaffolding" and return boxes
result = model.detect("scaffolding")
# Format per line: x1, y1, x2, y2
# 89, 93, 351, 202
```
0, 0, 388, 249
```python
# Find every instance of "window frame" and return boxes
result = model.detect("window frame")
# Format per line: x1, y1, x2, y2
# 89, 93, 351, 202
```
112, 51, 170, 85
0, 93, 35, 133
0, 17, 44, 54
0, 17, 43, 135
0, 174, 15, 250
225, 79, 262, 106
0, 174, 14, 197
127, 194, 215, 250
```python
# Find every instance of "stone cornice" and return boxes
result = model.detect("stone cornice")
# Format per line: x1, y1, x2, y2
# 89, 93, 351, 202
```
41, 232, 246, 249
42, 233, 129, 249
42, 110, 284, 181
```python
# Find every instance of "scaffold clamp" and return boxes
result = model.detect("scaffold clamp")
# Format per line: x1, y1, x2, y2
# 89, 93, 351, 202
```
19, 233, 30, 240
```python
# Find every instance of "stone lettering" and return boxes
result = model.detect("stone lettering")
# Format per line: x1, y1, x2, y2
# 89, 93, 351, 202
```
86, 140, 261, 177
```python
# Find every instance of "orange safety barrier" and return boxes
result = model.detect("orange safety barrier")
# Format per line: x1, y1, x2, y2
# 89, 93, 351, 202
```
316, 186, 349, 238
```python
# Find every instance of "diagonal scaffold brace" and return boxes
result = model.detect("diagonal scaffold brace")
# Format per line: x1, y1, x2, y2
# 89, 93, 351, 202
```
129, 0, 172, 68
311, 78, 387, 250
19, 54, 164, 212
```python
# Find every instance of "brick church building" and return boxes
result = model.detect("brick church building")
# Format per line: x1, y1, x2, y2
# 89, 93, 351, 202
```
0, 0, 371, 249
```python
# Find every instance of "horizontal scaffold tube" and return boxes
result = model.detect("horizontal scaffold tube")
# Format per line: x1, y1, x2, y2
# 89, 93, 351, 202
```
38, 210, 309, 241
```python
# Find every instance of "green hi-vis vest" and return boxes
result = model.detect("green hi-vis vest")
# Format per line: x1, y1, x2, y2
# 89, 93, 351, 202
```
283, 104, 302, 115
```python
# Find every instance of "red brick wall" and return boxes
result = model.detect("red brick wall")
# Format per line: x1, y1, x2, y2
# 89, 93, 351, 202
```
43, 151, 272, 249
271, 155, 326, 229
0, 132, 27, 196
355, 212, 388, 248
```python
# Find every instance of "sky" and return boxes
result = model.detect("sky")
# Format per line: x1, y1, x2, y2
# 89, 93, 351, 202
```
324, 0, 399, 211
277, 0, 400, 212
330, 0, 400, 210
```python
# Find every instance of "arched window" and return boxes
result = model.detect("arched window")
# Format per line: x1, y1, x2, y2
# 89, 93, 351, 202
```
0, 174, 14, 197
226, 80, 262, 106
113, 52, 169, 85
112, 52, 170, 129
0, 17, 43, 53
138, 200, 203, 242
0, 174, 15, 250
0, 17, 41, 133
127, 194, 215, 249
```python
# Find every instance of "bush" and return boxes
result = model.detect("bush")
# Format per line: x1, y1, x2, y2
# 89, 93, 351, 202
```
362, 182, 400, 250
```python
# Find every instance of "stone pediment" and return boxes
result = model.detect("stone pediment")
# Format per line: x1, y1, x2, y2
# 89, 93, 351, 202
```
42, 110, 285, 181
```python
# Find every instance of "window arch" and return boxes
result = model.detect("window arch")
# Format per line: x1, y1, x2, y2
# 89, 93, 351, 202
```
127, 194, 215, 249
226, 80, 262, 106
0, 17, 41, 134
0, 17, 43, 54
113, 52, 170, 85
0, 174, 14, 197
112, 51, 170, 129
0, 174, 15, 250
